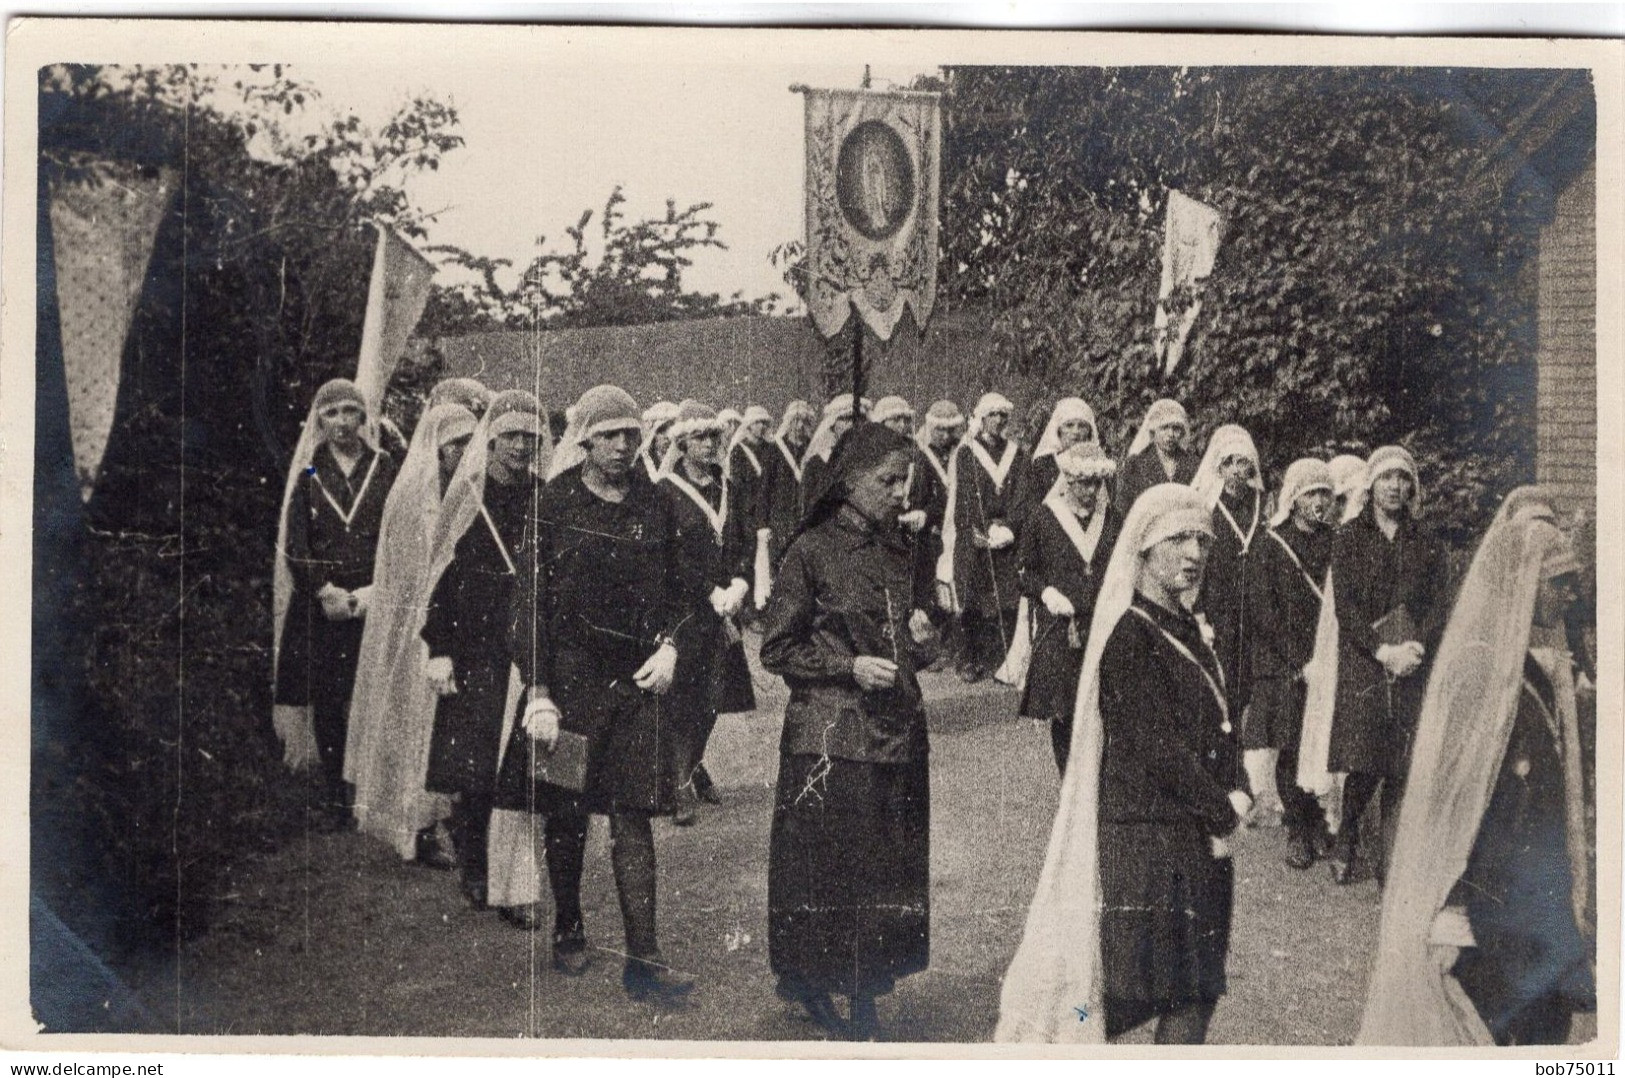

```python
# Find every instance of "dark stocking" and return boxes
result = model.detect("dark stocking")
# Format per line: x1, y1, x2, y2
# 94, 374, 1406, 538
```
609, 813, 658, 958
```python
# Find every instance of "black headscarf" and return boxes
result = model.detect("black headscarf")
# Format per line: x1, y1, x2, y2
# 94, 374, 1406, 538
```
798, 419, 915, 537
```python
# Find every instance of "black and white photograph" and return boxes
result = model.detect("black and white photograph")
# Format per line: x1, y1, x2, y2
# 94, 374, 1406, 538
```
4, 17, 1620, 1060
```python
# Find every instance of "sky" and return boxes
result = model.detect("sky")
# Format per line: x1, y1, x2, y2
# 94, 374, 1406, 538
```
264, 49, 937, 309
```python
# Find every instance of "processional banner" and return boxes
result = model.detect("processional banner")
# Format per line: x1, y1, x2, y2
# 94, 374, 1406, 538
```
354, 224, 437, 414
799, 86, 941, 342
1154, 188, 1223, 375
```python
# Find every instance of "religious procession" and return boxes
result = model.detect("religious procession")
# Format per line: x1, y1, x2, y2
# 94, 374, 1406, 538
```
27, 45, 1604, 1053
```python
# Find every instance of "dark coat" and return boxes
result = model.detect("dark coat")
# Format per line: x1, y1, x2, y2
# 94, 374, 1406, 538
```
1098, 594, 1242, 835
1327, 505, 1448, 776
906, 444, 952, 602
1246, 522, 1332, 750
1194, 487, 1264, 718
1115, 446, 1197, 516
951, 434, 1028, 618
760, 506, 934, 765
1451, 656, 1592, 1043
727, 438, 771, 534
763, 436, 808, 565
274, 442, 397, 708
661, 464, 756, 718
1019, 453, 1060, 522
1016, 500, 1120, 723
498, 465, 691, 815
420, 471, 535, 796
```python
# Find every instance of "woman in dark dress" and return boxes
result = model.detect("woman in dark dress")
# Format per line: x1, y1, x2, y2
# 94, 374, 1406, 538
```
1359, 500, 1592, 1045
1016, 442, 1119, 771
997, 483, 1253, 1045
949, 391, 1028, 681
272, 378, 399, 826
761, 421, 940, 1041
1114, 398, 1197, 514
1325, 446, 1447, 885
657, 400, 756, 823
1189, 424, 1266, 731
420, 390, 545, 916
763, 399, 815, 571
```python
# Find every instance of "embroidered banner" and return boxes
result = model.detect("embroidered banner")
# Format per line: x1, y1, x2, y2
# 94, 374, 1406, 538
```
798, 86, 941, 342
1153, 188, 1223, 375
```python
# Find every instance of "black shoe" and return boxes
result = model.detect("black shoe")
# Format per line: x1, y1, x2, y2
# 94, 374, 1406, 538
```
1329, 858, 1353, 886
697, 785, 723, 806
848, 995, 880, 1041
552, 928, 590, 975
799, 993, 849, 1039
499, 904, 544, 931
673, 785, 698, 826
1284, 836, 1317, 871
623, 954, 695, 1002
415, 822, 457, 871
958, 664, 986, 684
460, 878, 489, 912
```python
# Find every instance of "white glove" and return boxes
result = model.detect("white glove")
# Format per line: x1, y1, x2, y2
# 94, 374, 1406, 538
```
709, 586, 730, 616
1227, 789, 1254, 825
898, 509, 927, 532
1429, 905, 1475, 949
349, 585, 374, 618
1209, 836, 1233, 860
425, 656, 457, 697
722, 578, 749, 617
317, 583, 350, 621
987, 523, 1016, 550
1040, 586, 1075, 618
522, 696, 561, 749
909, 608, 937, 645
1376, 644, 1418, 679
633, 640, 678, 695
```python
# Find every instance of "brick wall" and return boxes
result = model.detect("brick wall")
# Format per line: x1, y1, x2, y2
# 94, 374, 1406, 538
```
1535, 163, 1597, 521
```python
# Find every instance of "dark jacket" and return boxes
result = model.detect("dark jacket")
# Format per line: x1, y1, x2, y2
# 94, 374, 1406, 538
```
1248, 522, 1332, 682
1195, 486, 1263, 716
1327, 505, 1448, 775
662, 464, 756, 717
761, 506, 934, 764
1115, 446, 1197, 516
1016, 500, 1120, 722
951, 434, 1028, 618
763, 436, 808, 565
1098, 594, 1241, 838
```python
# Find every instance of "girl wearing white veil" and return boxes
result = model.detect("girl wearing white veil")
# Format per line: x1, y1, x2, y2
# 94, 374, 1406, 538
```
998, 483, 1252, 1044
799, 394, 871, 501
272, 379, 398, 824
1188, 424, 1266, 727
1329, 454, 1370, 525
1357, 509, 1591, 1045
1115, 398, 1196, 513
344, 401, 479, 861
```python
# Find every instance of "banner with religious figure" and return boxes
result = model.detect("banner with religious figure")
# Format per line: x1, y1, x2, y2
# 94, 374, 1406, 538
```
354, 224, 437, 415
798, 86, 941, 342
49, 164, 174, 502
1154, 188, 1223, 375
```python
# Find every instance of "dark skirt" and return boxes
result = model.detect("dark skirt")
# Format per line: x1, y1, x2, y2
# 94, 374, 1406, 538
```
424, 656, 511, 797
493, 647, 675, 817
1244, 675, 1304, 751
1099, 821, 1233, 1007
1020, 607, 1084, 723
768, 752, 930, 999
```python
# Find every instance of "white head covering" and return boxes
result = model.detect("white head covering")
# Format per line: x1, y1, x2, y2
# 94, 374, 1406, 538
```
1357, 514, 1587, 1045
775, 399, 816, 442
804, 393, 870, 465
914, 399, 966, 451
548, 384, 643, 482
1033, 397, 1100, 460
1269, 457, 1335, 528
1190, 423, 1264, 509
637, 400, 679, 475
428, 376, 491, 416
1491, 484, 1561, 528
870, 395, 915, 427
272, 379, 375, 769
1329, 454, 1371, 524
424, 389, 549, 601
1366, 445, 1422, 514
658, 399, 726, 478
996, 483, 1216, 1043
1125, 398, 1190, 458
967, 391, 1015, 438
344, 402, 476, 854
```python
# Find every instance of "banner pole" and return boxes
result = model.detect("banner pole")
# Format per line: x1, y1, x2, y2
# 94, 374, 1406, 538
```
851, 306, 864, 423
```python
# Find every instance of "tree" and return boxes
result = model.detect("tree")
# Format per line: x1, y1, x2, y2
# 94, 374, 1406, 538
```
937, 66, 1563, 548
418, 185, 782, 335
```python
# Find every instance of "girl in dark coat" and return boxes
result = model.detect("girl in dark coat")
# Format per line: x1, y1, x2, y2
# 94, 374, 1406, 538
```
949, 392, 1028, 681
1325, 446, 1447, 885
272, 379, 399, 825
1114, 398, 1197, 514
1189, 424, 1267, 730
420, 390, 545, 912
762, 400, 815, 570
657, 400, 756, 823
761, 421, 940, 1041
1016, 442, 1119, 771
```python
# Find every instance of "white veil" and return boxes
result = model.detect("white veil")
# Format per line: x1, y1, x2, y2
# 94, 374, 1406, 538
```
996, 483, 1215, 1043
1356, 516, 1584, 1045
1189, 423, 1264, 509
1329, 454, 1370, 524
1032, 397, 1100, 460
343, 403, 476, 857
1125, 398, 1189, 458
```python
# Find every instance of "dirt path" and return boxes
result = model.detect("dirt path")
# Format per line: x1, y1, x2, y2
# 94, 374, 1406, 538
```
144, 670, 1403, 1044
